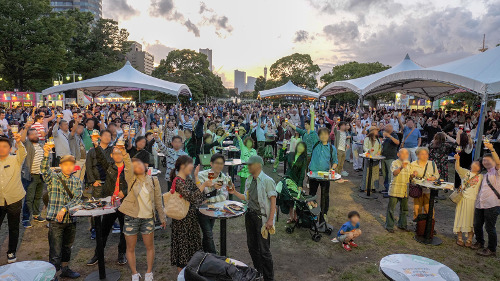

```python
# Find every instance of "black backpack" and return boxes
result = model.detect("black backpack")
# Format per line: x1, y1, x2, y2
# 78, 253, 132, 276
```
185, 251, 262, 281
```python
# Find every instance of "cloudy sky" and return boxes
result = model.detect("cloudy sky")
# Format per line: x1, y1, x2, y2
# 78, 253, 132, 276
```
103, 0, 500, 87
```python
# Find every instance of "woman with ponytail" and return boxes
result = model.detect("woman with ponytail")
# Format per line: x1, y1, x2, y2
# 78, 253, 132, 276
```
170, 155, 213, 272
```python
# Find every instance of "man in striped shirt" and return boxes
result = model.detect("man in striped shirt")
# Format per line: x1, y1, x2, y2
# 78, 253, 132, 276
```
21, 126, 46, 229
31, 115, 46, 142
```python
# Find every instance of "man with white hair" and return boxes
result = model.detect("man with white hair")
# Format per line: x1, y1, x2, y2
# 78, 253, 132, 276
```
228, 155, 276, 281
385, 148, 410, 233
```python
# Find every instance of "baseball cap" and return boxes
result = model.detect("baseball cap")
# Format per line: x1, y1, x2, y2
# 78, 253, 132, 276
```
59, 155, 76, 164
247, 155, 264, 166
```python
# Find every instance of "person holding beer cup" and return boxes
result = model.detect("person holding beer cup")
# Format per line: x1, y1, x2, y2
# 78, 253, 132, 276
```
196, 153, 231, 254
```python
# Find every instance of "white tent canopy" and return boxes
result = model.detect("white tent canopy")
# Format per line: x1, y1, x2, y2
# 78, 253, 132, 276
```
363, 46, 500, 99
259, 80, 319, 99
42, 61, 191, 97
319, 54, 423, 97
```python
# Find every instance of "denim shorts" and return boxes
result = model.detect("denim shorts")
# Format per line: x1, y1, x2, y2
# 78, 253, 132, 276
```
123, 215, 155, 236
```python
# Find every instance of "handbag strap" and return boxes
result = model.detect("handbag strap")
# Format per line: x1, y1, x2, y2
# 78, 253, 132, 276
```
57, 174, 73, 199
402, 128, 415, 145
486, 176, 500, 200
422, 162, 429, 178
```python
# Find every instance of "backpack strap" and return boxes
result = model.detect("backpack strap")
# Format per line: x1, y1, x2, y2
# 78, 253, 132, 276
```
57, 174, 74, 199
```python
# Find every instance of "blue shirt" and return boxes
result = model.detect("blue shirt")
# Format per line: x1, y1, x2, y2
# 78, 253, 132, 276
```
402, 126, 421, 148
308, 142, 338, 172
337, 221, 360, 237
256, 117, 267, 142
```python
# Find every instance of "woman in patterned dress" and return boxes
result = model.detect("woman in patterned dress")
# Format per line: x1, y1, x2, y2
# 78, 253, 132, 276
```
170, 156, 212, 272
428, 132, 455, 181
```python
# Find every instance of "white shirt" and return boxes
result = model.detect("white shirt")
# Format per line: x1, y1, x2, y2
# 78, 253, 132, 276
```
0, 118, 8, 131
137, 183, 153, 218
62, 109, 73, 122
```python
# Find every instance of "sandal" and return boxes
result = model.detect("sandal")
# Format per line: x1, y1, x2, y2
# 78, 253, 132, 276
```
456, 239, 465, 247
465, 240, 473, 248
286, 219, 296, 224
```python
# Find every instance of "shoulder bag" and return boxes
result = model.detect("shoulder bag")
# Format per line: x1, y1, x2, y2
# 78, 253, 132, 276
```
486, 175, 500, 200
401, 128, 415, 148
408, 162, 428, 198
163, 177, 190, 220
199, 138, 213, 166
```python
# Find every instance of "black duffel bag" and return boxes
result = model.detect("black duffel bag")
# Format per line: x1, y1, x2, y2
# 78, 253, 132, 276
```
185, 251, 262, 281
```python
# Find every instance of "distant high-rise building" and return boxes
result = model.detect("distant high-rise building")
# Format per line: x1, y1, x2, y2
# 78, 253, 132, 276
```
199, 48, 213, 71
264, 66, 268, 80
246, 76, 257, 92
234, 70, 246, 94
126, 42, 155, 75
50, 0, 102, 20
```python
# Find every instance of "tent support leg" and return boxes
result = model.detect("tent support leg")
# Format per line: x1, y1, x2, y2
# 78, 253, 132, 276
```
473, 92, 488, 160
139, 89, 141, 103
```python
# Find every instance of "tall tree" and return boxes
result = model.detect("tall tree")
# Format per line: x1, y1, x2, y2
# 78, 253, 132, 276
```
321, 61, 391, 103
152, 49, 225, 101
321, 61, 390, 85
0, 0, 72, 91
63, 11, 130, 80
268, 53, 320, 90
254, 76, 266, 93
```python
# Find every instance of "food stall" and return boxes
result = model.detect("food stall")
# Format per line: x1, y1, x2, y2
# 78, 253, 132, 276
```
0, 91, 37, 108
38, 93, 65, 107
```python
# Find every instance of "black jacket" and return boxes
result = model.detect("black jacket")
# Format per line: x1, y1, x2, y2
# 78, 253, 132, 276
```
95, 146, 128, 198
85, 145, 114, 184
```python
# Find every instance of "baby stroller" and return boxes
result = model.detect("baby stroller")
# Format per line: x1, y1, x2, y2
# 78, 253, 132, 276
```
276, 177, 333, 242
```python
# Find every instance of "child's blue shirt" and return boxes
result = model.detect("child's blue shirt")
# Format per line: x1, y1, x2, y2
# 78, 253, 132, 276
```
337, 221, 360, 237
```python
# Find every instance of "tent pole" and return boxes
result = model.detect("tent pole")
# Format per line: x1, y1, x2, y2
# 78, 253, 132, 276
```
473, 91, 488, 160
139, 89, 141, 103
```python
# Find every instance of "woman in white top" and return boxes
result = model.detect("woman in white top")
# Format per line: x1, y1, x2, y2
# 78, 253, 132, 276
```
360, 126, 382, 192
453, 152, 482, 247
410, 147, 440, 221
118, 151, 166, 281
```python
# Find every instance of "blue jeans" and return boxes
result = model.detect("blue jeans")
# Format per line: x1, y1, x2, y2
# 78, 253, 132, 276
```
198, 211, 216, 254
381, 159, 395, 192
474, 207, 500, 252
22, 174, 44, 221
48, 221, 76, 270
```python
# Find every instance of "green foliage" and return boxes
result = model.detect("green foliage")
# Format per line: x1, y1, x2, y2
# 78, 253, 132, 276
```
0, 0, 71, 91
240, 91, 258, 99
268, 53, 320, 90
321, 61, 391, 103
254, 76, 266, 93
63, 10, 130, 80
444, 92, 479, 110
152, 49, 225, 101
0, 1, 130, 91
321, 61, 390, 85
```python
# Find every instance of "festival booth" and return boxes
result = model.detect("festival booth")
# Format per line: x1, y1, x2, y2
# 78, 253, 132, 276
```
319, 54, 423, 101
94, 93, 132, 104
258, 80, 320, 101
0, 91, 37, 108
42, 61, 191, 101
37, 92, 66, 107
362, 46, 500, 160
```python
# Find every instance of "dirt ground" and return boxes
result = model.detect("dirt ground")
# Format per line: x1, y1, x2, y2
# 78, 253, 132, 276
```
1, 158, 499, 280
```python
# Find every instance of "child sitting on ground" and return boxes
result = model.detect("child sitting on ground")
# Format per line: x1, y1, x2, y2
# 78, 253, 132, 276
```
336, 211, 362, 251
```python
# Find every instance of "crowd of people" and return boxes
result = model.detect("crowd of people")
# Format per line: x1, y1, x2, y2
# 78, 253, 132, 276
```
0, 100, 499, 281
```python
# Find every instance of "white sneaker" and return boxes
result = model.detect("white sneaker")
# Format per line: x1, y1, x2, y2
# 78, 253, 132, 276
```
145, 272, 153, 281
132, 273, 141, 281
